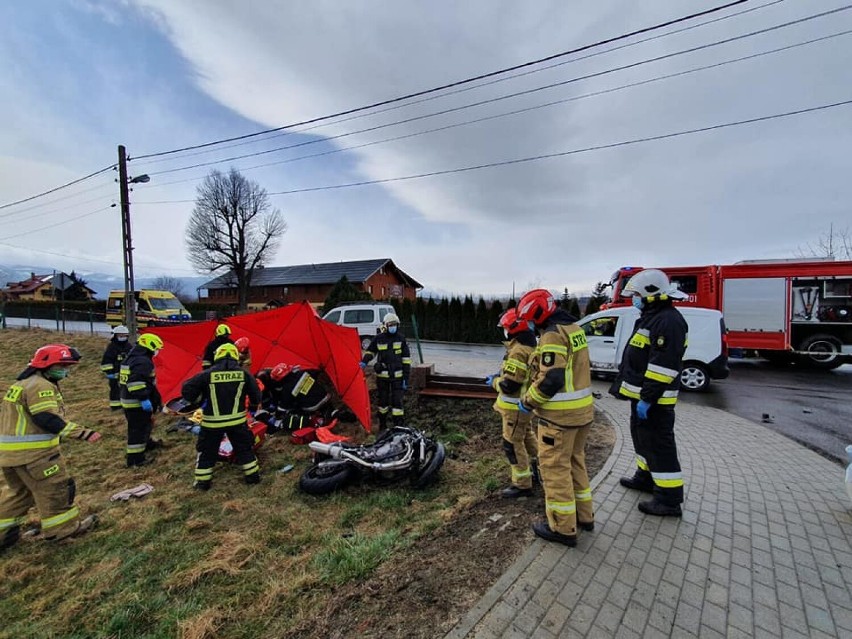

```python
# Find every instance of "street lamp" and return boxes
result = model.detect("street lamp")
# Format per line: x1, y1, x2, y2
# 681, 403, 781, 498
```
117, 144, 150, 342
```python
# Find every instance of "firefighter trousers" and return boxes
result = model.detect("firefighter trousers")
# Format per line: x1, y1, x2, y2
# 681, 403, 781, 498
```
0, 452, 80, 545
536, 418, 594, 536
124, 408, 153, 466
631, 401, 684, 505
376, 379, 405, 429
195, 424, 259, 486
108, 378, 122, 410
501, 411, 537, 489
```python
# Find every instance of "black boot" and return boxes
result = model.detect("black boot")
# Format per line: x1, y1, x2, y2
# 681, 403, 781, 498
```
638, 500, 682, 517
619, 473, 654, 493
244, 473, 261, 485
578, 520, 595, 532
532, 521, 577, 547
500, 485, 533, 498
193, 480, 212, 491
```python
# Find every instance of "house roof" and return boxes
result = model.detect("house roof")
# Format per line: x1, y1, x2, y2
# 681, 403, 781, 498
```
3, 272, 97, 295
200, 258, 423, 290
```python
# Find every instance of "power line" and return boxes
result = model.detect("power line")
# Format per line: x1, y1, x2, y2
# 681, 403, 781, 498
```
131, 1, 751, 161
0, 205, 116, 242
0, 181, 115, 220
0, 164, 116, 211
133, 0, 787, 168
256, 100, 852, 196
136, 28, 852, 196
143, 6, 852, 179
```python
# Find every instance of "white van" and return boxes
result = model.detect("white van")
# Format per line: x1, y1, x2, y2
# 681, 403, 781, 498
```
578, 306, 729, 391
322, 303, 396, 350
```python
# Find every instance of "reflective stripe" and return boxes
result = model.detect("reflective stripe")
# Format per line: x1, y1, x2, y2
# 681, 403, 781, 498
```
546, 500, 576, 515
629, 330, 651, 348
241, 460, 259, 475
29, 400, 59, 413
195, 467, 213, 479
41, 506, 79, 530
126, 443, 146, 454
202, 414, 247, 428
0, 434, 60, 450
652, 471, 684, 488
619, 382, 642, 399
538, 386, 594, 410
658, 390, 679, 405
376, 372, 390, 378
0, 516, 25, 530
512, 467, 532, 481
391, 408, 404, 416
401, 357, 412, 365
636, 455, 649, 471
100, 364, 113, 371
121, 400, 142, 409
377, 406, 390, 414
540, 344, 568, 356
377, 344, 388, 350
496, 395, 522, 411
126, 382, 147, 392
59, 422, 79, 437
647, 363, 679, 379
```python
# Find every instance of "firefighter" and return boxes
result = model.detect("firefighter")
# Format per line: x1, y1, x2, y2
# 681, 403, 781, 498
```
181, 343, 262, 490
0, 344, 100, 551
264, 363, 331, 431
120, 333, 164, 467
517, 289, 595, 547
360, 312, 411, 431
488, 308, 538, 498
234, 336, 252, 370
201, 323, 233, 369
100, 325, 132, 410
612, 269, 687, 517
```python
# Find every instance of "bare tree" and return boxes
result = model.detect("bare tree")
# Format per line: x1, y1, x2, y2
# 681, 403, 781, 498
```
185, 168, 286, 310
796, 224, 852, 261
151, 275, 186, 300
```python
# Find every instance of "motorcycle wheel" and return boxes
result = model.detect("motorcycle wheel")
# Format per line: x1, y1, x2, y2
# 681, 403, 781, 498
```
411, 441, 445, 489
298, 462, 355, 495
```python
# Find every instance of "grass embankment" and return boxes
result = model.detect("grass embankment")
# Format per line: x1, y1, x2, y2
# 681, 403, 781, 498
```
0, 329, 516, 639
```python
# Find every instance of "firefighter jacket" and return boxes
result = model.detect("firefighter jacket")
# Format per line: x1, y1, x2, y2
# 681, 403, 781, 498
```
119, 346, 163, 411
269, 369, 329, 413
522, 309, 594, 427
491, 331, 536, 416
100, 337, 132, 378
202, 335, 234, 369
362, 331, 411, 383
614, 301, 687, 406
181, 358, 262, 428
0, 372, 96, 466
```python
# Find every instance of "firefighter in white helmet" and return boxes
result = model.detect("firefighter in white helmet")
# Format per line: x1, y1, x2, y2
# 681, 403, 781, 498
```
360, 312, 411, 432
611, 269, 687, 517
100, 325, 132, 410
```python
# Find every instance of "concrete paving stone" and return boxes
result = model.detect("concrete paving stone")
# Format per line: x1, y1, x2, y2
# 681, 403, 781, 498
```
594, 601, 626, 634
671, 533, 693, 554
471, 625, 500, 639
641, 625, 672, 639
678, 579, 705, 610
769, 530, 793, 551
672, 601, 701, 635
824, 582, 852, 610
638, 562, 664, 587
603, 547, 628, 570
646, 600, 676, 634
613, 626, 641, 639
695, 624, 726, 639
780, 627, 810, 639
567, 563, 597, 589
700, 601, 728, 635
660, 563, 685, 588
628, 583, 656, 610
654, 579, 680, 607
581, 578, 609, 607
751, 547, 774, 569
666, 547, 690, 570
753, 602, 782, 635
727, 601, 754, 634
537, 600, 569, 636
751, 564, 775, 587
771, 546, 796, 569
808, 630, 841, 639
615, 561, 641, 588
804, 603, 837, 635
543, 569, 571, 593
751, 581, 778, 609
707, 562, 730, 586
695, 521, 715, 539
534, 578, 560, 608
799, 581, 830, 610
709, 546, 732, 568
750, 533, 771, 552
526, 626, 558, 639
794, 563, 824, 589
751, 522, 770, 539
705, 581, 728, 607
832, 602, 852, 631
501, 616, 538, 639
778, 601, 809, 634
645, 548, 669, 569
562, 602, 596, 635
754, 626, 779, 639
621, 600, 650, 632
687, 546, 711, 569
725, 625, 753, 639
607, 579, 634, 611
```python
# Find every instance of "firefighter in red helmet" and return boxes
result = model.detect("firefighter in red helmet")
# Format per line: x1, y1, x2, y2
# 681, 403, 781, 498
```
517, 289, 595, 546
234, 337, 252, 370
488, 307, 538, 498
1, 344, 100, 552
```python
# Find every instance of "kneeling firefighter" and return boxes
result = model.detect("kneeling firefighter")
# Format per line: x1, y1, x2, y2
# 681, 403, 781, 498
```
181, 343, 263, 490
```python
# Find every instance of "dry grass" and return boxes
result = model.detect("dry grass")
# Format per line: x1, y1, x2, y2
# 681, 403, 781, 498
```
0, 328, 615, 639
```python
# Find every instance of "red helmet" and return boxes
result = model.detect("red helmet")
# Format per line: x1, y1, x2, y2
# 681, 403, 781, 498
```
270, 362, 298, 381
28, 344, 82, 369
234, 337, 250, 353
498, 308, 527, 336
516, 289, 556, 326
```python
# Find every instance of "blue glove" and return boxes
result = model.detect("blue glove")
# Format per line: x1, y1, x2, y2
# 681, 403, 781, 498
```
402, 380, 408, 391
359, 361, 367, 370
140, 399, 153, 413
106, 373, 117, 380
518, 402, 532, 414
485, 374, 496, 387
636, 400, 651, 420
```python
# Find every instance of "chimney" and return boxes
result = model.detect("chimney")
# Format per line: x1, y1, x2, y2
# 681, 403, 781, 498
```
31, 272, 35, 280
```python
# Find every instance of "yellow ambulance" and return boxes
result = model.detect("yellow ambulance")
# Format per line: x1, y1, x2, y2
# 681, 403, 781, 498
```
106, 290, 192, 327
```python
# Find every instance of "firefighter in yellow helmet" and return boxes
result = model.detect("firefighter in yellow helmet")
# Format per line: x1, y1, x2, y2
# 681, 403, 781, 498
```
202, 323, 233, 369
119, 333, 164, 467
181, 342, 263, 490
517, 289, 595, 547
488, 307, 538, 498
1, 344, 100, 552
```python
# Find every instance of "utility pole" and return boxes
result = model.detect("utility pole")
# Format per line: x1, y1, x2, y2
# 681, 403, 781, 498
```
117, 144, 138, 342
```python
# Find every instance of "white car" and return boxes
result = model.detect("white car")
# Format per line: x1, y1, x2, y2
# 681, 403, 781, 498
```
578, 306, 729, 392
322, 303, 396, 350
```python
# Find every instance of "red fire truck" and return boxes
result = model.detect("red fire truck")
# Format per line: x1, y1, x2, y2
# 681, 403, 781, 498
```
605, 259, 852, 369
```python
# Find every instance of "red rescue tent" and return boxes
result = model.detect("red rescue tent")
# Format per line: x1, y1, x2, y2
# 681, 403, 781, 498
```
143, 302, 371, 431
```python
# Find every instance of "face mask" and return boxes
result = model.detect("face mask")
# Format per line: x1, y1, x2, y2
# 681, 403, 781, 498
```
153, 349, 162, 358
632, 296, 644, 310
116, 336, 128, 342
503, 329, 510, 340
46, 367, 69, 381
388, 325, 398, 334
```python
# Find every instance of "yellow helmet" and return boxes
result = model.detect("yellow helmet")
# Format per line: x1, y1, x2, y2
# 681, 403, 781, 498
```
214, 343, 239, 361
137, 333, 164, 353
215, 323, 231, 336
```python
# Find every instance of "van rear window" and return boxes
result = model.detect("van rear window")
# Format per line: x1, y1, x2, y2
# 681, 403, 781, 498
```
343, 309, 375, 324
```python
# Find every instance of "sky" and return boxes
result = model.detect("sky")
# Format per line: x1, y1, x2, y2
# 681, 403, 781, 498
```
0, 0, 850, 299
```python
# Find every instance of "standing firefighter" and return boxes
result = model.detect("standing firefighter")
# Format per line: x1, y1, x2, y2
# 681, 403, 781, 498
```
100, 325, 132, 410
613, 269, 687, 517
120, 333, 164, 467
181, 343, 262, 490
202, 323, 233, 369
517, 289, 595, 547
1, 344, 100, 552
360, 313, 411, 431
488, 308, 538, 498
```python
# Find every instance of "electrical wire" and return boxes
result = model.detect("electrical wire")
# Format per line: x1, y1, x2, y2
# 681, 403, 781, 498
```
137, 28, 852, 194
0, 205, 116, 241
0, 181, 116, 220
0, 164, 116, 211
130, 1, 751, 161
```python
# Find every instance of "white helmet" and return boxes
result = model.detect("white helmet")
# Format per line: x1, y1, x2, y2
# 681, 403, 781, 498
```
112, 325, 130, 335
383, 312, 400, 326
621, 269, 687, 301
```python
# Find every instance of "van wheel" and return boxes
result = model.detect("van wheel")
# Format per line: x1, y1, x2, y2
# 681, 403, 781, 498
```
360, 336, 372, 350
798, 334, 844, 370
679, 362, 709, 392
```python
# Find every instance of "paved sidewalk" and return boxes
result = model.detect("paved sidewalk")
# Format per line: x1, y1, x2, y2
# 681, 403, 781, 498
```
447, 396, 852, 638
